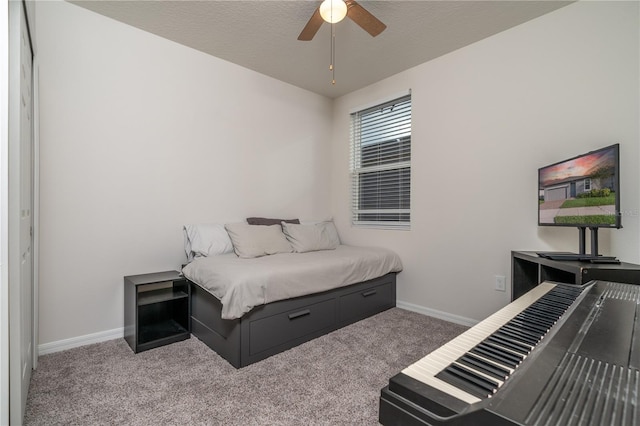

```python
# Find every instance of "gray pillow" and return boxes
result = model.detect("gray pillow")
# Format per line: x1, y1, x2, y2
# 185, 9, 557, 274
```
281, 221, 341, 253
224, 223, 293, 258
183, 224, 234, 261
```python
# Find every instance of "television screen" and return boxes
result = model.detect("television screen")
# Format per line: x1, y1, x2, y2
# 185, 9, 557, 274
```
538, 144, 621, 228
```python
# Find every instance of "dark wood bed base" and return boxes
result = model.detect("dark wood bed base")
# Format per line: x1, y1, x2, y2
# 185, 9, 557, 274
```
189, 272, 397, 368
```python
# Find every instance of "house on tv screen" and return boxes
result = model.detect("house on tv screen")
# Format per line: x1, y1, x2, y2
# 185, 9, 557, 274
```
542, 174, 614, 202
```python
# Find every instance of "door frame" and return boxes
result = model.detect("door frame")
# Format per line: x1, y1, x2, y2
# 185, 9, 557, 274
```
1, 0, 12, 424
32, 56, 39, 370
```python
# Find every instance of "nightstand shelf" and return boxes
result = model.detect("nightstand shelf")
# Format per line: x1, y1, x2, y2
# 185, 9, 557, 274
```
138, 288, 189, 306
138, 319, 188, 346
124, 270, 190, 353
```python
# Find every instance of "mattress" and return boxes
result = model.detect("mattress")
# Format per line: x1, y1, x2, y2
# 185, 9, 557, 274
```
182, 245, 403, 320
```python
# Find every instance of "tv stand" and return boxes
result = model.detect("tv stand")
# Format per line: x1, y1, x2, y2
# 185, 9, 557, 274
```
536, 252, 619, 262
535, 226, 619, 262
576, 225, 605, 257
589, 257, 621, 264
511, 251, 640, 300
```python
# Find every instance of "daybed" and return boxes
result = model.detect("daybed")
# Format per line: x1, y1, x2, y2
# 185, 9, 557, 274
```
182, 220, 403, 368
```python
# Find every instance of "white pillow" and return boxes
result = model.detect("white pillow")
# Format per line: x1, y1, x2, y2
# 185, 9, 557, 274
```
183, 224, 234, 261
281, 221, 340, 253
224, 223, 293, 259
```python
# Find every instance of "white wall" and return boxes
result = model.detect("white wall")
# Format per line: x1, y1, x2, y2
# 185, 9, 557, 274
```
36, 0, 639, 346
330, 1, 640, 322
36, 1, 333, 345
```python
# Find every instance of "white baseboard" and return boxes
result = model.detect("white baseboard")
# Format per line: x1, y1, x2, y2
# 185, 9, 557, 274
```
37, 303, 474, 355
396, 300, 479, 327
38, 327, 124, 356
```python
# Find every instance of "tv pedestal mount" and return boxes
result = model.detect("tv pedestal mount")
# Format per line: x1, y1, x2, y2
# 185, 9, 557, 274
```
536, 226, 620, 264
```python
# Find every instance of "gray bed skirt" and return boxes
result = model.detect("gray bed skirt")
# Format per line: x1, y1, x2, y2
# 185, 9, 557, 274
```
189, 272, 397, 368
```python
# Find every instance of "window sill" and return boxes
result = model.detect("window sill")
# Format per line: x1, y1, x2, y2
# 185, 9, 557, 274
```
352, 223, 410, 231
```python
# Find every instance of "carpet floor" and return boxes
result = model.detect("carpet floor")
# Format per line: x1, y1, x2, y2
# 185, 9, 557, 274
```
24, 308, 467, 425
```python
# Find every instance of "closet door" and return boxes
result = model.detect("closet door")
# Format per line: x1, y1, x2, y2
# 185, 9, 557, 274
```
8, 1, 34, 423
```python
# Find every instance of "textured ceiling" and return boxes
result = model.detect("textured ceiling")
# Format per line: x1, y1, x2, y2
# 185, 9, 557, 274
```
70, 1, 572, 98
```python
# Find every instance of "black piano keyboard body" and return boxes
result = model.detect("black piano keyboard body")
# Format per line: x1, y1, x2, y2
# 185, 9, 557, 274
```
379, 280, 640, 426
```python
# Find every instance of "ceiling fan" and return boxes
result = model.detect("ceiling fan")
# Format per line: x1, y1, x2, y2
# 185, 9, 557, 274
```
298, 0, 387, 41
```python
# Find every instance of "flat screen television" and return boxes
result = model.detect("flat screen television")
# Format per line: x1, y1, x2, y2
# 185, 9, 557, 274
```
537, 144, 621, 259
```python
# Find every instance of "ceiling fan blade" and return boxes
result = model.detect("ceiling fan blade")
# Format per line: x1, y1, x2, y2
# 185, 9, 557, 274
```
346, 0, 386, 37
298, 7, 324, 41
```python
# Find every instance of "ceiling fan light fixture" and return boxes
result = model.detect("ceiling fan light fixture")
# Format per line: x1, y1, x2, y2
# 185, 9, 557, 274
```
319, 0, 347, 24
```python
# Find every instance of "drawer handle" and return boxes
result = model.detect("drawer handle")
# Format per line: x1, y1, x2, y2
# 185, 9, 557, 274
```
362, 290, 377, 297
288, 309, 311, 320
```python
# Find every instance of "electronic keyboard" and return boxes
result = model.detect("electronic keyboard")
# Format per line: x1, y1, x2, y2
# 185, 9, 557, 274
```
379, 280, 640, 426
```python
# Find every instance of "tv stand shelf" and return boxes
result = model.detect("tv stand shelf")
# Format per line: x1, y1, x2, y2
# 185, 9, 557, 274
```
511, 251, 640, 300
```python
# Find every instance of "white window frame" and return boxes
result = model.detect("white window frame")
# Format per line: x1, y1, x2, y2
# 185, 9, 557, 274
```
350, 94, 411, 230
584, 178, 591, 191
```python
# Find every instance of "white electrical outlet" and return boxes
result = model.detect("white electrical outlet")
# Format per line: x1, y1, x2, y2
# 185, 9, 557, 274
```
495, 275, 506, 292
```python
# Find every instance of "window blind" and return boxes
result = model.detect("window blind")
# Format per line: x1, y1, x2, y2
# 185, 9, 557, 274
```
350, 94, 411, 228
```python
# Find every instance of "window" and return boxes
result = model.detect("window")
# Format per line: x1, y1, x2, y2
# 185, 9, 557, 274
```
350, 94, 411, 229
584, 178, 591, 191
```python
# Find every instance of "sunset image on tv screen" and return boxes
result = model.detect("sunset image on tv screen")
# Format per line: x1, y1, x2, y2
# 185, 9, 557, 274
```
538, 145, 619, 227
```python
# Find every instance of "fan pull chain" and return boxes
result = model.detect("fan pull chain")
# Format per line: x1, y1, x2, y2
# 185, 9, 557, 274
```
329, 22, 336, 85
329, 21, 333, 73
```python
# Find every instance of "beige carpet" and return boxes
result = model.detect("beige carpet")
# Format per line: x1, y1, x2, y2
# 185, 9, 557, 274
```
25, 308, 467, 425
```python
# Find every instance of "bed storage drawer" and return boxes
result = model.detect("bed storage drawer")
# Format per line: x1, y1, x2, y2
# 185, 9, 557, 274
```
191, 272, 397, 368
248, 298, 336, 355
338, 281, 394, 324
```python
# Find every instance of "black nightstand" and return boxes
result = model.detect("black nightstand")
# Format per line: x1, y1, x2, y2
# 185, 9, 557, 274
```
124, 270, 190, 353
